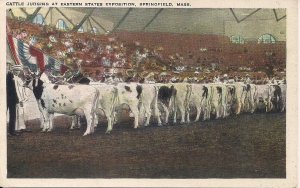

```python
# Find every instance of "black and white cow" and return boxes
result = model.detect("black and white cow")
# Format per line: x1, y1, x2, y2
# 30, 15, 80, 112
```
186, 84, 210, 122
24, 74, 99, 136
209, 83, 228, 119
156, 83, 177, 124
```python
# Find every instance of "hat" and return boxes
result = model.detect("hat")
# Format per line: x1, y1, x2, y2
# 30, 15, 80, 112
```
12, 65, 23, 71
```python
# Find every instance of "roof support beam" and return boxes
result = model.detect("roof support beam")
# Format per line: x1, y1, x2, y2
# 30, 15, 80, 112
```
26, 7, 42, 22
111, 8, 132, 33
230, 8, 261, 23
72, 8, 95, 31
19, 8, 29, 17
142, 8, 163, 31
90, 16, 107, 33
239, 8, 261, 22
42, 7, 52, 25
8, 9, 16, 19
87, 17, 94, 34
55, 7, 75, 27
273, 9, 286, 22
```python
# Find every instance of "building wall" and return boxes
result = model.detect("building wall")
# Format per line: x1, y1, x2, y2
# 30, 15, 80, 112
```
224, 19, 286, 42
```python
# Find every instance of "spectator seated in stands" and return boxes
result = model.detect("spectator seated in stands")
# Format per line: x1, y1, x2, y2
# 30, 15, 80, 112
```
29, 34, 37, 46
49, 35, 57, 43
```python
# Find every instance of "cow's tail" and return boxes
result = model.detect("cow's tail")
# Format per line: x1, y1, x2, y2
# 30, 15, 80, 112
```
111, 87, 119, 114
185, 84, 192, 110
136, 84, 142, 99
153, 85, 160, 117
202, 86, 208, 99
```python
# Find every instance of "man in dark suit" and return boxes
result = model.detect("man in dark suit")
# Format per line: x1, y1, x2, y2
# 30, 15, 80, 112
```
7, 69, 20, 136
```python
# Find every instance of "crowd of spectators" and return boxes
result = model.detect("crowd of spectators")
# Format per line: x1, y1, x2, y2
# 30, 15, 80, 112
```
7, 18, 286, 83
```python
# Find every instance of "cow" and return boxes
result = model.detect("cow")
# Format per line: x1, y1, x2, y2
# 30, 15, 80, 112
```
279, 84, 286, 112
156, 83, 191, 124
254, 84, 274, 112
225, 84, 237, 115
209, 83, 228, 119
226, 82, 250, 115
89, 83, 119, 133
171, 83, 192, 124
186, 84, 211, 122
240, 83, 257, 113
137, 83, 160, 127
24, 73, 99, 136
270, 84, 282, 112
156, 83, 177, 124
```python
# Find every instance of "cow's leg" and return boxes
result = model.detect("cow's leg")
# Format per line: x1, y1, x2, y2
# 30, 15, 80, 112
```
77, 116, 82, 128
203, 104, 210, 120
47, 113, 54, 132
70, 115, 78, 129
161, 105, 169, 125
178, 104, 186, 124
105, 109, 114, 134
130, 105, 140, 129
39, 110, 45, 129
250, 96, 256, 113
83, 106, 95, 136
264, 99, 269, 112
194, 106, 201, 122
186, 104, 191, 123
94, 115, 99, 127
142, 102, 152, 127
173, 106, 177, 124
215, 105, 220, 119
153, 104, 162, 126
41, 112, 50, 132
236, 99, 242, 114
281, 98, 286, 112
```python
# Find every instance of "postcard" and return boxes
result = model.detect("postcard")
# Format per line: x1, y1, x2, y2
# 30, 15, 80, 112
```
0, 0, 297, 187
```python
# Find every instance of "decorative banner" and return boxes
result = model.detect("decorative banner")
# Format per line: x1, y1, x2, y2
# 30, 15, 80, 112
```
7, 33, 67, 75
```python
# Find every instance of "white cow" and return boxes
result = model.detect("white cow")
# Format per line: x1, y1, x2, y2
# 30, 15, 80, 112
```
209, 83, 228, 119
24, 74, 99, 136
72, 82, 159, 133
239, 83, 257, 113
254, 84, 274, 112
138, 83, 160, 127
279, 84, 286, 112
156, 83, 191, 124
186, 84, 211, 122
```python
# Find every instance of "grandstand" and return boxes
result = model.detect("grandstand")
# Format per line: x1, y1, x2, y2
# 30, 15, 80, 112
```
7, 8, 286, 82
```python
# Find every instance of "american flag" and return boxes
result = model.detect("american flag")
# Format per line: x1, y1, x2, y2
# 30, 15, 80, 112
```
7, 33, 67, 74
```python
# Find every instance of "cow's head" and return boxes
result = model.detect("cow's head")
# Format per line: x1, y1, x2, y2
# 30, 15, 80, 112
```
22, 69, 43, 90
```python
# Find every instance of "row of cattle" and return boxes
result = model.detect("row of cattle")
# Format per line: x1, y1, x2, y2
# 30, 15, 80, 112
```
24, 73, 286, 136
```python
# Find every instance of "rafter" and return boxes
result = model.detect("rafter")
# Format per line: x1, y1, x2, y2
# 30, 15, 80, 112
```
26, 7, 42, 22
19, 8, 29, 17
55, 8, 75, 27
142, 9, 163, 31
8, 9, 16, 19
72, 8, 95, 31
87, 17, 94, 34
90, 16, 107, 33
42, 8, 52, 25
111, 8, 132, 33
273, 9, 286, 22
230, 8, 261, 23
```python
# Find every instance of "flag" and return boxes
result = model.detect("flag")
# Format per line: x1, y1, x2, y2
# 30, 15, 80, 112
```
7, 34, 66, 75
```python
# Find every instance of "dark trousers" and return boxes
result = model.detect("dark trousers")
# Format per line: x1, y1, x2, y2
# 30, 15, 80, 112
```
7, 103, 16, 134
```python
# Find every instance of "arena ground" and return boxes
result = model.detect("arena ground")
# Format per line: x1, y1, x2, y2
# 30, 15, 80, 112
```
7, 112, 285, 178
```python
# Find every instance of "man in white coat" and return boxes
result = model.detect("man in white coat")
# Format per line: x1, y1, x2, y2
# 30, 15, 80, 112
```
11, 65, 31, 132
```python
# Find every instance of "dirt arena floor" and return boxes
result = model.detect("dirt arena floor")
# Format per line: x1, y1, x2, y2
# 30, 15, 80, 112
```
7, 112, 286, 178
